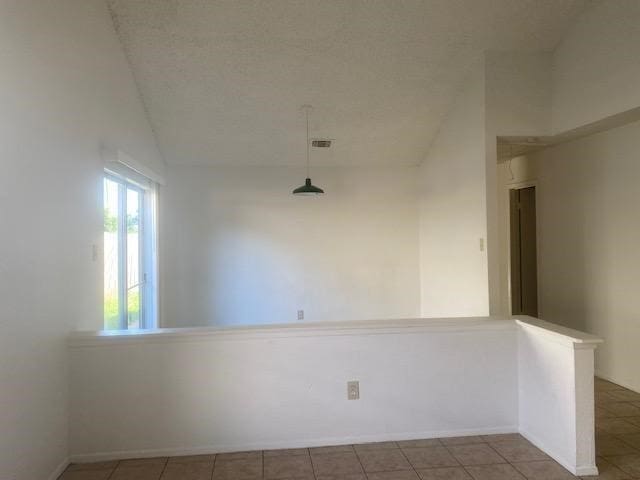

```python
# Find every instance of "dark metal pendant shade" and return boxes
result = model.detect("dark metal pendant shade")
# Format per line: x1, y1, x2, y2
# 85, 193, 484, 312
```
292, 177, 324, 195
293, 105, 325, 196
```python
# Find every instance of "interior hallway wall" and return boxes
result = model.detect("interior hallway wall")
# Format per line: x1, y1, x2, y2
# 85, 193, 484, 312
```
485, 52, 552, 316
161, 165, 420, 327
417, 52, 553, 318
0, 1, 163, 478
528, 120, 640, 392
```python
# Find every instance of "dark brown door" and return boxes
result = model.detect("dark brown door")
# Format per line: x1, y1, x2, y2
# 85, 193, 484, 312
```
510, 186, 538, 316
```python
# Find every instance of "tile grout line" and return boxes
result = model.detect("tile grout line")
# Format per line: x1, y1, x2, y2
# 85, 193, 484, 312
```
484, 440, 511, 465
441, 439, 525, 480
591, 378, 639, 478
104, 460, 120, 480
158, 456, 169, 480
309, 449, 318, 479
304, 447, 318, 480
440, 441, 484, 480
65, 435, 595, 480
309, 446, 350, 479
309, 449, 318, 480
483, 440, 530, 479
491, 441, 545, 480
352, 443, 373, 479
396, 441, 433, 480
210, 452, 218, 480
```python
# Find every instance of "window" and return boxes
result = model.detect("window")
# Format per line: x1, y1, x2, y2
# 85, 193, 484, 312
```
103, 170, 157, 329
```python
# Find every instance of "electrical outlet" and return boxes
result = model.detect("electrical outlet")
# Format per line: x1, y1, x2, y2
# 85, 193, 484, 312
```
297, 310, 304, 320
479, 238, 485, 252
347, 380, 360, 400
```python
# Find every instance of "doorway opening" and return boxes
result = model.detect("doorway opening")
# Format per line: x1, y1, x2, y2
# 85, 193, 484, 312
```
509, 186, 538, 316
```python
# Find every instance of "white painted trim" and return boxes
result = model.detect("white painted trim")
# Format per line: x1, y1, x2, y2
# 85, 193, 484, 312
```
69, 317, 519, 347
515, 316, 602, 347
101, 146, 166, 185
519, 429, 598, 476
141, 181, 159, 329
503, 180, 540, 317
47, 457, 69, 480
505, 179, 537, 190
69, 425, 518, 463
69, 316, 603, 348
574, 465, 600, 476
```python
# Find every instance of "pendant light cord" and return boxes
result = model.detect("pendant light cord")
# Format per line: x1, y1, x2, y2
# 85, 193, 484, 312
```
305, 106, 310, 178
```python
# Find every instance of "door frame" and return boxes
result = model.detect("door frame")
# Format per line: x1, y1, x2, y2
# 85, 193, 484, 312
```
504, 180, 541, 316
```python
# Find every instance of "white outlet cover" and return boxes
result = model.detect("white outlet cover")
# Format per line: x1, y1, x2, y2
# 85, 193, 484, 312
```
347, 380, 359, 400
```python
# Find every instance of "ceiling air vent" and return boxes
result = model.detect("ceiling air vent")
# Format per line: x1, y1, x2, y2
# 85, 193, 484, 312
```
311, 139, 332, 148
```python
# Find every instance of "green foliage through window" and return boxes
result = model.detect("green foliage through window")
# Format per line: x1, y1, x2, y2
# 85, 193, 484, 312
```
104, 208, 139, 233
104, 208, 117, 233
104, 290, 140, 330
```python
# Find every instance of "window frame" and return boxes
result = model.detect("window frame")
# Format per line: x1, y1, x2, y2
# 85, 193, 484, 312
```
104, 169, 158, 330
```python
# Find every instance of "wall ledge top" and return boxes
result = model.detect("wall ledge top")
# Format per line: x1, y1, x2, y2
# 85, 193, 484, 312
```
68, 316, 601, 348
515, 316, 603, 348
69, 316, 514, 347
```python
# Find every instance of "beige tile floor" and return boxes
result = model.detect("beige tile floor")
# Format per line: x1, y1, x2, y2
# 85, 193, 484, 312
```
58, 377, 640, 480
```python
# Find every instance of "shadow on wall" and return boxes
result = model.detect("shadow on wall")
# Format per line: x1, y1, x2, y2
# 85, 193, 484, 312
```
533, 138, 605, 333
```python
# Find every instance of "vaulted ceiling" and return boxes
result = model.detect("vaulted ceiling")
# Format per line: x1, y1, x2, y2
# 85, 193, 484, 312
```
109, 0, 591, 166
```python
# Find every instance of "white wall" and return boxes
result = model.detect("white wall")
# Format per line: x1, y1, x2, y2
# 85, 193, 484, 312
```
418, 52, 553, 318
69, 318, 519, 459
157, 0, 640, 326
484, 0, 640, 317
485, 52, 552, 138
517, 319, 599, 476
484, 52, 553, 316
67, 316, 600, 475
419, 66, 489, 317
0, 1, 163, 478
484, 0, 640, 315
161, 166, 420, 327
552, 0, 640, 133
528, 120, 640, 392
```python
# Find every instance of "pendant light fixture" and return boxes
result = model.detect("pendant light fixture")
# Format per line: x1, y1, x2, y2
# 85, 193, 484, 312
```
292, 105, 324, 196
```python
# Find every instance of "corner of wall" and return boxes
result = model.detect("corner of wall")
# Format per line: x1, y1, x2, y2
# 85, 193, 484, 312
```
550, 0, 640, 133
418, 60, 489, 317
484, 51, 553, 316
101, 0, 167, 180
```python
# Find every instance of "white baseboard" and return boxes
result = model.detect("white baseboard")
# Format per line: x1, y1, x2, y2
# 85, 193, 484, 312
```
47, 457, 69, 480
519, 429, 598, 477
69, 425, 518, 463
595, 371, 640, 393
574, 465, 600, 476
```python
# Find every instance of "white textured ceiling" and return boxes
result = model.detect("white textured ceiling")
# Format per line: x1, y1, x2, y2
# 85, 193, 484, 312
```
109, 0, 590, 166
